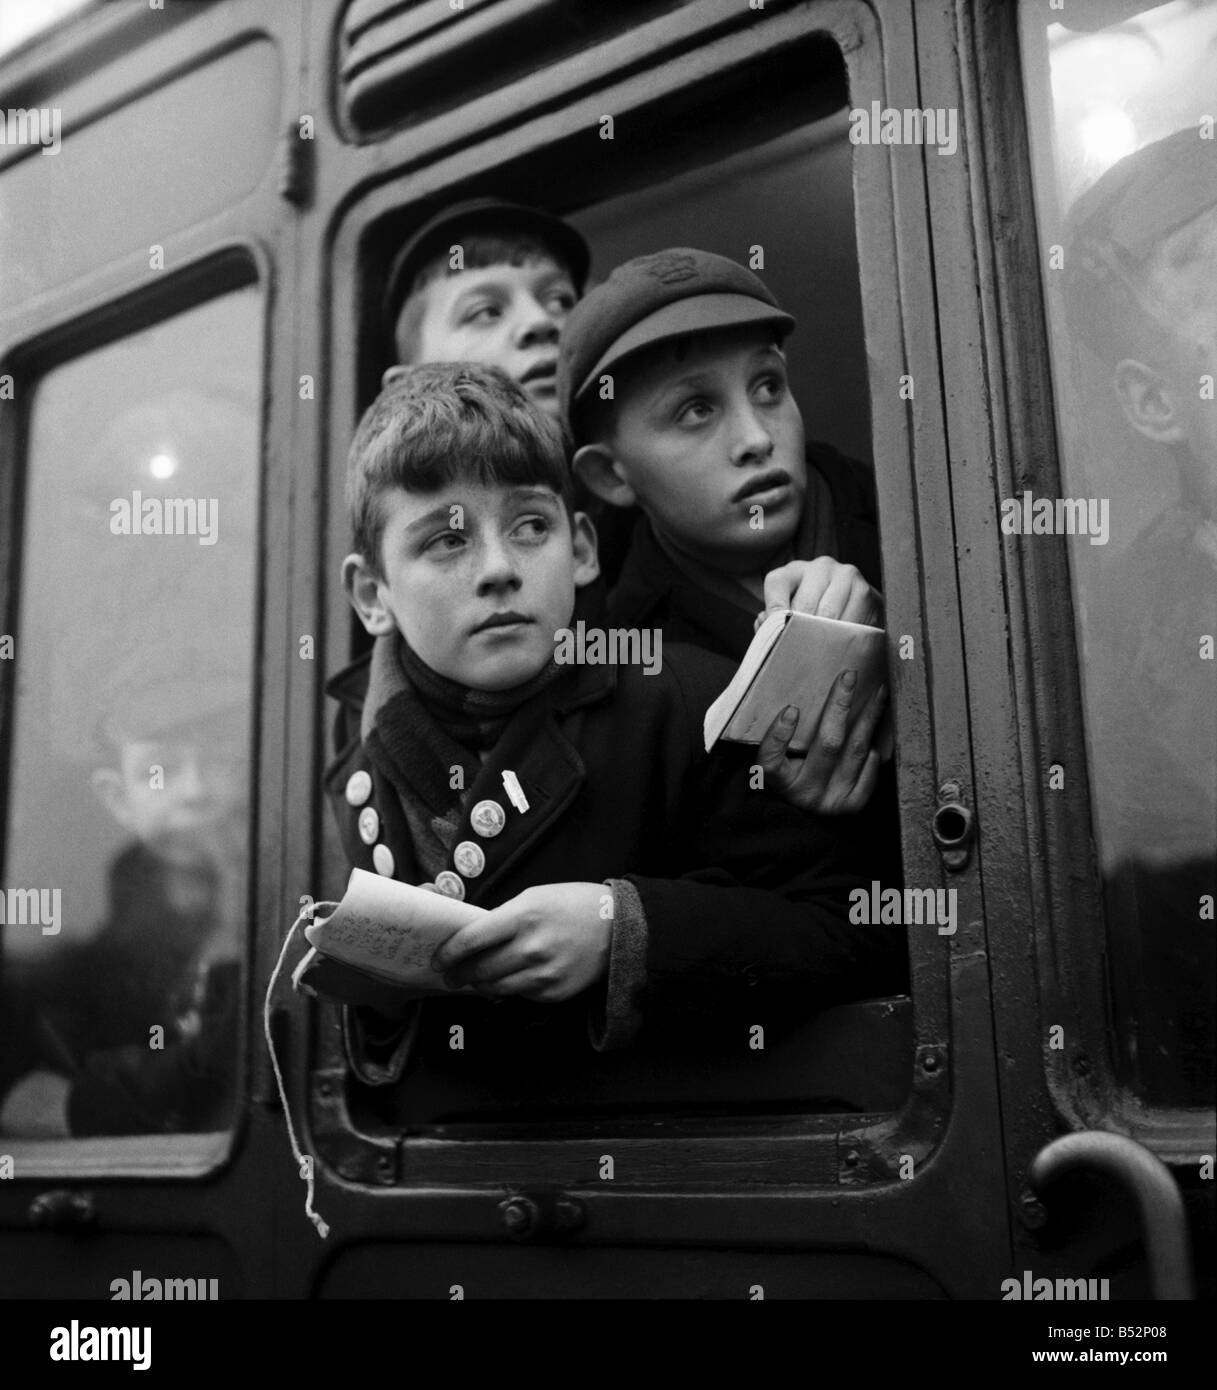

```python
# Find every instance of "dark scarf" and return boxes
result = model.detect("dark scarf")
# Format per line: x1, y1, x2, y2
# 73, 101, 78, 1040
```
362, 634, 564, 830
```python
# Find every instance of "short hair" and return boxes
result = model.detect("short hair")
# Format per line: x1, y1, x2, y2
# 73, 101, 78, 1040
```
347, 361, 574, 574
393, 230, 576, 364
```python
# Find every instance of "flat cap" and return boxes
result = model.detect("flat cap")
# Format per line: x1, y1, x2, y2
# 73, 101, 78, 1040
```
383, 198, 591, 349
557, 248, 794, 429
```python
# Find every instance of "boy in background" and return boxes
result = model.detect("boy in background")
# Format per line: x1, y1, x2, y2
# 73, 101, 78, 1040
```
380, 198, 590, 418
0, 672, 244, 1137
1063, 127, 1216, 1101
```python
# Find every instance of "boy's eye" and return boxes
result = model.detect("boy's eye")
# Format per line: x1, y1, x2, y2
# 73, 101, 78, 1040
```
675, 398, 714, 425
544, 288, 577, 315
753, 373, 787, 403
512, 515, 551, 541
425, 531, 466, 553
462, 301, 501, 325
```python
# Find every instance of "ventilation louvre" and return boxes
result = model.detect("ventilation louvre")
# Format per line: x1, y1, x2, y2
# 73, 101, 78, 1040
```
338, 0, 684, 137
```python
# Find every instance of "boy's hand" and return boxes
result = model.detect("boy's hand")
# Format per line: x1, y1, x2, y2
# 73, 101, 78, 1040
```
756, 558, 883, 631
756, 673, 888, 815
431, 883, 611, 1002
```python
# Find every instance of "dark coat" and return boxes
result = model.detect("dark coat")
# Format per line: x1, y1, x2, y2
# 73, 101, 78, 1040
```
0, 845, 237, 1136
323, 644, 907, 1122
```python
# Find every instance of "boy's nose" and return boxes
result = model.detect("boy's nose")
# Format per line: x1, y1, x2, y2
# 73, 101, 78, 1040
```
730, 406, 775, 466
513, 295, 562, 349
475, 535, 524, 593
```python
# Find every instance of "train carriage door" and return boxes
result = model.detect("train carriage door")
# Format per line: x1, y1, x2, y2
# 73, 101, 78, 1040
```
0, 0, 312, 1299
264, 0, 1019, 1299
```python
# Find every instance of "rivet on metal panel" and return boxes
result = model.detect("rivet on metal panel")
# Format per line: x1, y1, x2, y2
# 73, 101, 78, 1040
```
499, 1195, 540, 1239
29, 1189, 96, 1232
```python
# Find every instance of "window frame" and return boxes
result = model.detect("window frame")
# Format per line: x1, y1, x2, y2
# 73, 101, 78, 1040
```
308, 0, 995, 1238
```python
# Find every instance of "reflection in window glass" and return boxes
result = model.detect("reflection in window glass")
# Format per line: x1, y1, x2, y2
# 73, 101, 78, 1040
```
0, 286, 261, 1139
1020, 0, 1216, 1104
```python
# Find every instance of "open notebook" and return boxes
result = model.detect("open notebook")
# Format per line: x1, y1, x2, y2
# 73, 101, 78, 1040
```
704, 608, 887, 754
292, 868, 480, 1009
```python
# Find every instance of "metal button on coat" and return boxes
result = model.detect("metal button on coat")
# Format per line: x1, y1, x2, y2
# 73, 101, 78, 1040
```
453, 840, 485, 878
344, 770, 373, 806
373, 843, 395, 877
470, 799, 507, 838
358, 806, 380, 845
435, 870, 466, 900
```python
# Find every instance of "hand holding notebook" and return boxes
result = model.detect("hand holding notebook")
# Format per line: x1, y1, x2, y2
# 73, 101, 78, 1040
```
704, 608, 889, 755
292, 868, 480, 1010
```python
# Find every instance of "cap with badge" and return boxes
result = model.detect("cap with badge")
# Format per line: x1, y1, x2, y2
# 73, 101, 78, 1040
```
383, 197, 592, 349
557, 248, 796, 427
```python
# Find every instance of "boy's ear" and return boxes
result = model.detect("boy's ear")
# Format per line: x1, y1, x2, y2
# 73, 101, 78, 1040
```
572, 443, 638, 509
381, 364, 408, 389
570, 512, 600, 590
342, 553, 398, 636
1112, 358, 1187, 445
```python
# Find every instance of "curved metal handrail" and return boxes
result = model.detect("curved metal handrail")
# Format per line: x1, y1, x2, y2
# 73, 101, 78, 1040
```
1030, 1131, 1194, 1300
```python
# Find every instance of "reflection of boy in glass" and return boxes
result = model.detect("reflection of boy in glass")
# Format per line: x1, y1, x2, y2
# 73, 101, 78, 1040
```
1064, 127, 1216, 1100
0, 676, 246, 1137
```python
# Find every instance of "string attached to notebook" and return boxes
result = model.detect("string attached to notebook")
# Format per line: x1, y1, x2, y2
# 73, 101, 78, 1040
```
264, 900, 339, 1240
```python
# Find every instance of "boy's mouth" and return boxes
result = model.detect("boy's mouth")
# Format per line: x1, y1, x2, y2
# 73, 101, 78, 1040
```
519, 359, 557, 388
732, 469, 793, 504
472, 611, 534, 634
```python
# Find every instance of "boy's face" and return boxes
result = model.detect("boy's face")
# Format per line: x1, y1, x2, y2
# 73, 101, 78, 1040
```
93, 724, 247, 869
1145, 212, 1217, 489
400, 256, 578, 417
582, 326, 808, 573
347, 481, 598, 691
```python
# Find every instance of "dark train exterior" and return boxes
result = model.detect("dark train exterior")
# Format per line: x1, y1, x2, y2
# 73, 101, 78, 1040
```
0, 0, 1213, 1300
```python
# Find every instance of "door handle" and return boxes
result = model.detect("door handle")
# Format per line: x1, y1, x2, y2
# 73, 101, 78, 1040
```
1029, 1131, 1194, 1300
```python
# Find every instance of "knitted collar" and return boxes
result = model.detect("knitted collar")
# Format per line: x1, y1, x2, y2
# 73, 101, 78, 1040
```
360, 633, 564, 823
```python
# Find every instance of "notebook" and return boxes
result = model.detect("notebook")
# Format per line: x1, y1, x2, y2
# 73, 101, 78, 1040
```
292, 868, 481, 1008
704, 608, 887, 754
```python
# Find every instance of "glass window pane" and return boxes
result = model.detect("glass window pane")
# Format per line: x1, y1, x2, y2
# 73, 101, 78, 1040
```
0, 285, 261, 1140
0, 0, 93, 63
1020, 0, 1217, 1105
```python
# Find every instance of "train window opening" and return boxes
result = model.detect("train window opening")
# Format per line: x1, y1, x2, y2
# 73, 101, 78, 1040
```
0, 281, 263, 1158
332, 21, 918, 1138
1019, 0, 1217, 1108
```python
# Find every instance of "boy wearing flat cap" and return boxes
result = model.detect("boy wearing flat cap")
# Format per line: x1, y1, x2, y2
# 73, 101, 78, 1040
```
381, 197, 589, 419
559, 249, 896, 819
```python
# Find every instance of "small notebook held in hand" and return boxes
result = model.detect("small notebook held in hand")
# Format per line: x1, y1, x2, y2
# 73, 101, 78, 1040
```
704, 608, 887, 754
292, 868, 481, 1010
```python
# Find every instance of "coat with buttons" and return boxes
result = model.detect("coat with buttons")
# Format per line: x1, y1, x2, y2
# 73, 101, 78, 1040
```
322, 643, 907, 1119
